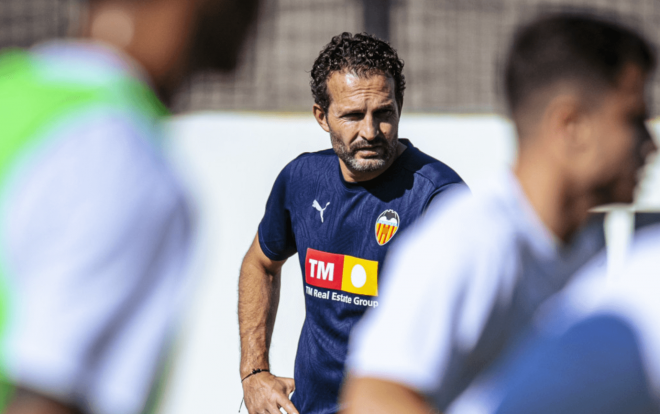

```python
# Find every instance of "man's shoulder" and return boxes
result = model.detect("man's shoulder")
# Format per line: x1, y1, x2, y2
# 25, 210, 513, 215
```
268, 149, 337, 198
17, 43, 165, 118
281, 148, 337, 174
398, 140, 464, 190
404, 184, 518, 259
291, 148, 337, 162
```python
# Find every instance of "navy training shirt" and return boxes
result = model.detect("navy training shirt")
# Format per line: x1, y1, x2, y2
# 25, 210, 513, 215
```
258, 139, 464, 414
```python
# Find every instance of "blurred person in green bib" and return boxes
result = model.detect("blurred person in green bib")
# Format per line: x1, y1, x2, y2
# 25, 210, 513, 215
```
0, 0, 258, 413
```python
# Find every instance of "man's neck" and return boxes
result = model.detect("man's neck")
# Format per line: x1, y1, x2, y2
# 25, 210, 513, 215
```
340, 140, 407, 183
514, 151, 593, 243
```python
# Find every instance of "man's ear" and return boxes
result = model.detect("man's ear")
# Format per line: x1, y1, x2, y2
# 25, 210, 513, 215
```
313, 104, 330, 133
544, 94, 591, 155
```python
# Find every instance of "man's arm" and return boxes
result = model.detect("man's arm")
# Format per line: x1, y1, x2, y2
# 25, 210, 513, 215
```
340, 376, 438, 414
238, 234, 298, 414
495, 314, 655, 414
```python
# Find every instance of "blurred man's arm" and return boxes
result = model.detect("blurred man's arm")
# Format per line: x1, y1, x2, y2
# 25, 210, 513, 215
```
341, 376, 438, 414
238, 234, 298, 414
495, 314, 655, 414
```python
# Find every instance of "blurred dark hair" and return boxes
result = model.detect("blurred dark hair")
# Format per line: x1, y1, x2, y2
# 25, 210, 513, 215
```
311, 32, 405, 112
189, 0, 260, 72
504, 12, 656, 116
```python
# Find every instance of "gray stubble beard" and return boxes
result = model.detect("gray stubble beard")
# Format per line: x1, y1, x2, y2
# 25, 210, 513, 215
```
330, 130, 398, 174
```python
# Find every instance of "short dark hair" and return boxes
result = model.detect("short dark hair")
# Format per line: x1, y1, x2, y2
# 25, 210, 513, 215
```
310, 32, 405, 112
504, 12, 655, 117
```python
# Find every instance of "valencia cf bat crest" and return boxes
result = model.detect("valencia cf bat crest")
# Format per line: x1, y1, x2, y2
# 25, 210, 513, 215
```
375, 209, 400, 246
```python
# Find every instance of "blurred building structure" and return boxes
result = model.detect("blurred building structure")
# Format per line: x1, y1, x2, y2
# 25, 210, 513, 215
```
1, 0, 660, 113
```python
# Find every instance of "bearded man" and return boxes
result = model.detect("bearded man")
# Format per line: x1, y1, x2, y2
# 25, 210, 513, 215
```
237, 32, 465, 414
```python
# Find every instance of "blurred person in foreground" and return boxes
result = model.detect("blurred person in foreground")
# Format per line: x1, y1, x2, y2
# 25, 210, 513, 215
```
340, 12, 657, 414
238, 32, 465, 414
0, 0, 258, 413
492, 221, 660, 414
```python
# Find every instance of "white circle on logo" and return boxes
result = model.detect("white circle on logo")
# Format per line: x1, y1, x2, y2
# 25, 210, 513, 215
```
351, 264, 367, 288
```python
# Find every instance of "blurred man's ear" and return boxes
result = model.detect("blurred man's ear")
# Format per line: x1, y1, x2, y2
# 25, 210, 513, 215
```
313, 104, 331, 133
190, 0, 260, 72
542, 93, 592, 156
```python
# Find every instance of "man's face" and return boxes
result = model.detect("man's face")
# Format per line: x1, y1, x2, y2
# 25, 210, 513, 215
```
323, 71, 400, 174
584, 65, 656, 204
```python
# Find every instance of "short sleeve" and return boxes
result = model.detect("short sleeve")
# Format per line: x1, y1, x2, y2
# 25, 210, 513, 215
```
1, 111, 192, 414
258, 164, 296, 261
346, 195, 518, 410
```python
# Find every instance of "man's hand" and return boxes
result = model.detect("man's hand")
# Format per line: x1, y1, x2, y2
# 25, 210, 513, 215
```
242, 373, 298, 414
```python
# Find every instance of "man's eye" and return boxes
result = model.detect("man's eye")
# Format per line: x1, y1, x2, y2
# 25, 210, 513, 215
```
630, 114, 648, 125
376, 109, 395, 118
344, 113, 363, 120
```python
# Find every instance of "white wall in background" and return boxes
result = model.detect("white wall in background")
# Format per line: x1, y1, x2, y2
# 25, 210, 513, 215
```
157, 113, 660, 414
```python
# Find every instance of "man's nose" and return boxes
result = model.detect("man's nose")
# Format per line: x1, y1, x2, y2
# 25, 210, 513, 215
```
646, 137, 658, 159
639, 123, 658, 161
359, 113, 379, 141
